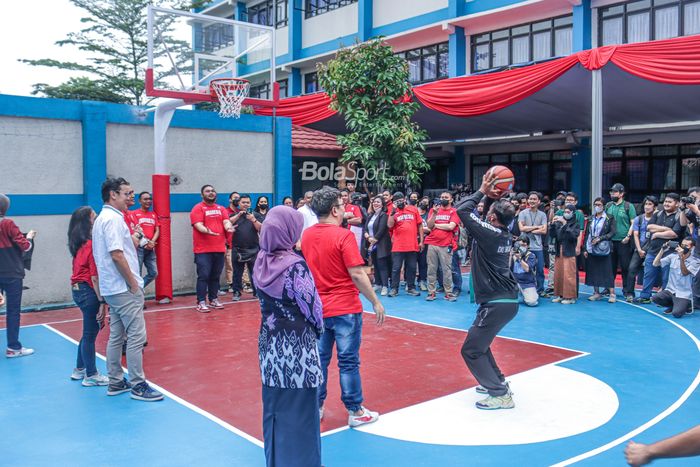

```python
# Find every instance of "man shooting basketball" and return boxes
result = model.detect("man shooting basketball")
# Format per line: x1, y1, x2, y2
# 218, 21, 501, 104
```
456, 172, 519, 410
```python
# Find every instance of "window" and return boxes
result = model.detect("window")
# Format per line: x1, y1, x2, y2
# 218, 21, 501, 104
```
599, 0, 700, 45
197, 24, 235, 52
470, 151, 572, 195
247, 0, 288, 28
305, 0, 358, 19
471, 15, 573, 72
304, 72, 320, 94
396, 42, 449, 84
248, 79, 289, 99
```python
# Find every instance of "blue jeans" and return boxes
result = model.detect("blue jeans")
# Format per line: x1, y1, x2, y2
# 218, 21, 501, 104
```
0, 277, 23, 350
137, 247, 158, 288
318, 313, 364, 412
531, 249, 546, 292
194, 253, 225, 302
72, 283, 101, 376
640, 254, 670, 299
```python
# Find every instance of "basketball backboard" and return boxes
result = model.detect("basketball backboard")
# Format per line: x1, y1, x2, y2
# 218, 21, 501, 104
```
146, 5, 278, 106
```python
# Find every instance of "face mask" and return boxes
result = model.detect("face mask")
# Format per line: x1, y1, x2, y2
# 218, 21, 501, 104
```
518, 246, 527, 255
440, 199, 449, 207
611, 196, 620, 203
419, 202, 429, 210
563, 213, 573, 220
594, 206, 603, 214
395, 201, 405, 209
682, 246, 691, 255
259, 204, 268, 209
232, 199, 240, 207
408, 199, 416, 205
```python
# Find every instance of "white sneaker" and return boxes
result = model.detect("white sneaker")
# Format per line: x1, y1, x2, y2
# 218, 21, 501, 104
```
348, 406, 379, 427
319, 406, 324, 421
71, 368, 86, 381
82, 372, 110, 387
380, 287, 388, 296
551, 296, 562, 303
6, 347, 34, 358
209, 298, 224, 309
196, 301, 210, 313
561, 299, 577, 305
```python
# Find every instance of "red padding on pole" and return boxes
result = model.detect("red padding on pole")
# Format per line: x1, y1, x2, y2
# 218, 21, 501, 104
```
153, 174, 173, 301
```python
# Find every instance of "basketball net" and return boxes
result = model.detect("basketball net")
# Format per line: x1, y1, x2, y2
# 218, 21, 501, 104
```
210, 78, 250, 118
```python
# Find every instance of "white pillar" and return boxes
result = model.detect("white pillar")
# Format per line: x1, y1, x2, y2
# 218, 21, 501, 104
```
591, 69, 603, 207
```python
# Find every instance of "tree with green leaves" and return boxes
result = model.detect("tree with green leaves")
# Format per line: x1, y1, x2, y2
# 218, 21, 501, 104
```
22, 0, 203, 105
317, 38, 429, 188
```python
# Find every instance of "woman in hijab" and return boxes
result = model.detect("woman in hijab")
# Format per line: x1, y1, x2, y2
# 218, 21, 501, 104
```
253, 206, 324, 467
0, 193, 37, 357
551, 204, 581, 304
584, 197, 617, 303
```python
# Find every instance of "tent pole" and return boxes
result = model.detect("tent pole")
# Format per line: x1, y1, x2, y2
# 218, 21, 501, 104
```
591, 69, 603, 207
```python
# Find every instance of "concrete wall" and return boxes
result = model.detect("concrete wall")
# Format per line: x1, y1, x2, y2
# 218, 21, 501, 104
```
0, 94, 292, 308
302, 3, 358, 49
373, 0, 447, 28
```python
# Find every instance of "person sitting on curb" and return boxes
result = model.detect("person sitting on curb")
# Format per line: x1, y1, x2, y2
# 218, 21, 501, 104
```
650, 237, 700, 318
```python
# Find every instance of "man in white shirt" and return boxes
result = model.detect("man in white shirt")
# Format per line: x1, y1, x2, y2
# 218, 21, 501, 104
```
298, 190, 318, 232
92, 177, 163, 402
652, 237, 700, 318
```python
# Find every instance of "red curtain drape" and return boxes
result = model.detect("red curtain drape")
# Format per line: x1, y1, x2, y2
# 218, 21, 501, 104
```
255, 34, 700, 124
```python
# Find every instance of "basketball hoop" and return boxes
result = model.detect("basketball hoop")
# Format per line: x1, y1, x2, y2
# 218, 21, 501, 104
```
210, 78, 250, 118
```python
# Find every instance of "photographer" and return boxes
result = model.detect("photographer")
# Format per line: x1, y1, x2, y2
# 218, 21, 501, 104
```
651, 238, 700, 318
680, 187, 700, 309
510, 236, 538, 307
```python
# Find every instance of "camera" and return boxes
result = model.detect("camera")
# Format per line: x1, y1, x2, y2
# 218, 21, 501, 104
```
665, 240, 680, 250
350, 193, 364, 205
681, 196, 695, 204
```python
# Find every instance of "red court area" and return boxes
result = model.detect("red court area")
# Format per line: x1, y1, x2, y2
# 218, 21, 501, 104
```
48, 301, 580, 440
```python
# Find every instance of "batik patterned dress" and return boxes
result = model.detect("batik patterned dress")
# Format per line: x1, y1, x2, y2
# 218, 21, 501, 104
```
258, 262, 324, 388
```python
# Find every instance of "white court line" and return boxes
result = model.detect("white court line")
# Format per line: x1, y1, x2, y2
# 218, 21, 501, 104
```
42, 323, 265, 448
551, 297, 700, 466
3, 298, 259, 331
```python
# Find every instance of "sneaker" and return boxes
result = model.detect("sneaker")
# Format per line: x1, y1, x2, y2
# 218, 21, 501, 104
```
388, 289, 398, 298
445, 293, 457, 302
426, 292, 437, 301
107, 378, 133, 396
476, 381, 513, 395
588, 293, 602, 301
232, 291, 241, 302
6, 347, 34, 358
196, 301, 210, 313
601, 289, 610, 297
475, 393, 515, 410
608, 296, 617, 303
157, 298, 170, 305
319, 406, 324, 421
419, 281, 428, 292
686, 308, 694, 315
380, 287, 388, 297
373, 284, 381, 292
663, 307, 673, 315
561, 299, 576, 305
209, 298, 224, 309
551, 296, 563, 303
71, 368, 86, 381
82, 372, 110, 387
130, 381, 164, 402
406, 289, 420, 297
625, 295, 635, 303
634, 297, 652, 304
243, 285, 254, 294
348, 406, 379, 427
217, 289, 228, 296
453, 289, 461, 297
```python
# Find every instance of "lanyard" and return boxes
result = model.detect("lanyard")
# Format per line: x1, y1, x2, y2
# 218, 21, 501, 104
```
592, 216, 605, 237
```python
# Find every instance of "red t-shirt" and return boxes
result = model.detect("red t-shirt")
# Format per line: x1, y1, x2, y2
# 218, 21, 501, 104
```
122, 210, 135, 234
301, 223, 364, 318
130, 209, 159, 240
71, 240, 98, 287
424, 207, 460, 247
390, 205, 422, 252
190, 202, 228, 253
344, 204, 362, 229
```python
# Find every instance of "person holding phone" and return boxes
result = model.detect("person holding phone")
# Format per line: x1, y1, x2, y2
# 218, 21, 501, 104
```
650, 237, 700, 318
229, 194, 261, 301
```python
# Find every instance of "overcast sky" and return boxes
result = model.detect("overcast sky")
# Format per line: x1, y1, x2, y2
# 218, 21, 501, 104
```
0, 0, 86, 96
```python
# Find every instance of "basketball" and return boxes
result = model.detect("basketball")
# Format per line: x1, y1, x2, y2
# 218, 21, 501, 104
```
487, 165, 515, 194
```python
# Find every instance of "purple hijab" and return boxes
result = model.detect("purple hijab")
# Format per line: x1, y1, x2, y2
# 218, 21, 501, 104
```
253, 205, 304, 299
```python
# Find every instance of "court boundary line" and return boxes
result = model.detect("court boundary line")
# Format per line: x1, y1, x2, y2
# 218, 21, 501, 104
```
42, 323, 265, 448
551, 296, 700, 466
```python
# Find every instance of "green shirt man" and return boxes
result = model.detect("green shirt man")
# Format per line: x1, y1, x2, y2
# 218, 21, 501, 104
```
606, 183, 637, 242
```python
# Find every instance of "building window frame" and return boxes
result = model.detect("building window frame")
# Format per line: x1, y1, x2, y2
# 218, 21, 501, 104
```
304, 0, 358, 19
396, 42, 449, 85
247, 0, 289, 28
470, 15, 573, 73
304, 72, 321, 94
249, 79, 289, 99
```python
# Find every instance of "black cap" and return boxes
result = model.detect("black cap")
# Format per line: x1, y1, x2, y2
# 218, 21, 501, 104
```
556, 190, 567, 198
610, 183, 625, 193
392, 192, 405, 201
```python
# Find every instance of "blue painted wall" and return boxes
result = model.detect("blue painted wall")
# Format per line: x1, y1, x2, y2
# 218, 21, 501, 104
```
0, 94, 292, 216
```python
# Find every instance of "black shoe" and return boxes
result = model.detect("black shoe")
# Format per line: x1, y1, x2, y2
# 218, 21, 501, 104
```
634, 297, 651, 304
130, 381, 164, 402
388, 289, 398, 297
406, 289, 420, 297
232, 291, 241, 302
625, 295, 634, 303
453, 289, 461, 297
107, 378, 133, 396
601, 290, 610, 297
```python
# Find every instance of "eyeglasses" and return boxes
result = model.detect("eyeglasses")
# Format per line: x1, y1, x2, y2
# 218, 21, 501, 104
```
118, 190, 135, 196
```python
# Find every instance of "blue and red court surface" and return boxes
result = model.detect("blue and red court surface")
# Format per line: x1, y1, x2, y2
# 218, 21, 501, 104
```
2, 280, 700, 466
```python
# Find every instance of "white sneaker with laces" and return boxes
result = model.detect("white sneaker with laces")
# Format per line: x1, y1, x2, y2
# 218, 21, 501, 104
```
348, 406, 379, 427
71, 368, 86, 380
6, 347, 34, 358
82, 372, 110, 387
380, 287, 388, 296
196, 301, 211, 313
209, 298, 224, 309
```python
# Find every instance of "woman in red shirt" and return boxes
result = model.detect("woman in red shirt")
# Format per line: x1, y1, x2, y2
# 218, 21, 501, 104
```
68, 207, 108, 386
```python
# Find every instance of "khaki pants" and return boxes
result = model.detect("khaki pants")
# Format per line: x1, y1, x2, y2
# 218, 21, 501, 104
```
225, 248, 233, 285
427, 245, 453, 294
104, 289, 147, 386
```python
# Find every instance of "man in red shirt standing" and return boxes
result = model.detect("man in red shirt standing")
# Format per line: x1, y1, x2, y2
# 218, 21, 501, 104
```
387, 192, 424, 297
425, 192, 460, 301
302, 186, 385, 428
190, 185, 233, 313
342, 189, 363, 250
131, 192, 160, 290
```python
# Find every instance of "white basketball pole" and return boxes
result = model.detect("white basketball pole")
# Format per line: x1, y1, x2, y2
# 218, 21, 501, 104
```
591, 69, 603, 207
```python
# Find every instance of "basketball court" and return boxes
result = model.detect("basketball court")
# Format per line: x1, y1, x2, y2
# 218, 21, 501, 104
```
2, 274, 699, 466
